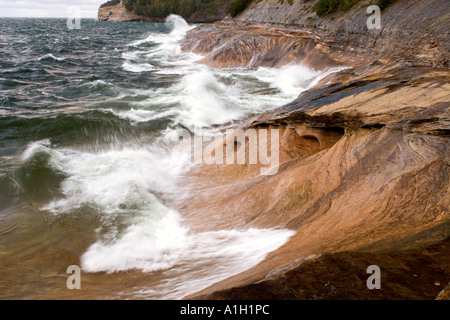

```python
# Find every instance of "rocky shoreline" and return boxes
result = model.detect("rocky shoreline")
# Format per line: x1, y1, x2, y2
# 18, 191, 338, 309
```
98, 0, 232, 23
178, 0, 449, 300
179, 61, 449, 299
98, 0, 450, 299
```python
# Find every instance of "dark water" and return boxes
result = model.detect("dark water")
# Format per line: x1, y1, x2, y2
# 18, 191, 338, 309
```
0, 17, 335, 299
0, 18, 173, 154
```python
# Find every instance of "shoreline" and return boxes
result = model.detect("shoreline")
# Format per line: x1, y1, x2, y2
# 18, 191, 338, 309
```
174, 1, 449, 299
95, 0, 450, 299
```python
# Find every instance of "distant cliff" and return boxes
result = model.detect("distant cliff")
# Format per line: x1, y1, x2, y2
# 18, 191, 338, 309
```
98, 0, 148, 21
98, 0, 232, 22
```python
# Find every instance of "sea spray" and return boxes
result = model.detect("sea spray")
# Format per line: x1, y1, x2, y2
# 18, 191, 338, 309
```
27, 138, 294, 298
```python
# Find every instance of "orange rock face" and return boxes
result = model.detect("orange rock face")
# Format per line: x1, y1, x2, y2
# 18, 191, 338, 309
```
175, 62, 449, 299
181, 23, 342, 69
101, 0, 450, 300
176, 5, 449, 298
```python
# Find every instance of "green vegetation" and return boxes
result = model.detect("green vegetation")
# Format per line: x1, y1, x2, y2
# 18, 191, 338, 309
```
278, 0, 294, 5
122, 0, 224, 20
377, 0, 395, 10
313, 0, 360, 17
116, 0, 395, 20
100, 0, 120, 8
311, 0, 395, 17
228, 0, 253, 17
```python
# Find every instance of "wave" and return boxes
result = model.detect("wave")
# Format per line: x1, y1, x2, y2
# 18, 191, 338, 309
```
101, 108, 177, 124
123, 14, 200, 74
130, 14, 194, 47
112, 62, 341, 129
83, 227, 294, 299
34, 140, 188, 215
269, 64, 322, 95
60, 79, 118, 98
38, 53, 65, 62
174, 67, 244, 127
122, 61, 154, 73
165, 14, 194, 38
37, 89, 73, 101
0, 111, 156, 148
21, 137, 294, 298
86, 79, 115, 90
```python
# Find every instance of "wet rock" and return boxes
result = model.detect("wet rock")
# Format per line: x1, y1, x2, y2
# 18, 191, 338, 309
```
194, 239, 450, 300
178, 61, 449, 301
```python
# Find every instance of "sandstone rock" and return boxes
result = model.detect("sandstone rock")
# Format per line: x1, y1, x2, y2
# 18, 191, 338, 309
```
99, 0, 450, 300
436, 282, 450, 300
181, 23, 341, 69
98, 1, 152, 22
234, 0, 449, 68
182, 0, 449, 69
177, 38, 449, 300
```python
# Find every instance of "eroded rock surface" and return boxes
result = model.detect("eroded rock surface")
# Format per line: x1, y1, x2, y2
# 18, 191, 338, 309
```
182, 0, 449, 69
176, 1, 449, 300
101, 0, 450, 300
177, 61, 449, 299
181, 23, 341, 69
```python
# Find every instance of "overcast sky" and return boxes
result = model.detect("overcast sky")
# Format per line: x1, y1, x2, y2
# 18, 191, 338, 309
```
0, 0, 106, 18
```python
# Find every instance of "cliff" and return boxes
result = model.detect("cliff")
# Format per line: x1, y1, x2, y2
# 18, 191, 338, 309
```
177, 0, 450, 299
98, 0, 150, 21
182, 0, 449, 68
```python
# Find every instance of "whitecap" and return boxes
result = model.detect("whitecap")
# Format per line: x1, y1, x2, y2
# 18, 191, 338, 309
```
38, 53, 65, 62
122, 61, 154, 73
101, 108, 176, 123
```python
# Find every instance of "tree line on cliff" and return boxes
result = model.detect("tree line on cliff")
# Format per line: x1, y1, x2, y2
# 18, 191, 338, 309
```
109, 0, 398, 21
119, 0, 261, 20
122, 0, 234, 20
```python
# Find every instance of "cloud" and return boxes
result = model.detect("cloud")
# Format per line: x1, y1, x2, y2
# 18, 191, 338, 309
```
0, 0, 106, 18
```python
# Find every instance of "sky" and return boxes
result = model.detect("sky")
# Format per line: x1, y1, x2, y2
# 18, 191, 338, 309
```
0, 0, 107, 18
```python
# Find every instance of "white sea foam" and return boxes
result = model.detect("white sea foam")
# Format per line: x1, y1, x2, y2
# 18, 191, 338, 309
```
37, 146, 187, 215
101, 108, 177, 123
86, 227, 294, 299
86, 79, 115, 89
34, 15, 348, 299
123, 14, 201, 73
118, 16, 343, 129
122, 61, 154, 73
270, 64, 321, 95
129, 14, 194, 48
38, 53, 65, 62
112, 63, 338, 129
174, 67, 243, 127
26, 138, 294, 299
